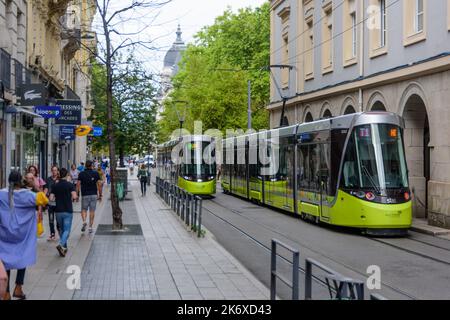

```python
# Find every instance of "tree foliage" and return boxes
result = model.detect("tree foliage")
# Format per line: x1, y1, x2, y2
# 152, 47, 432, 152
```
158, 3, 270, 142
90, 55, 158, 161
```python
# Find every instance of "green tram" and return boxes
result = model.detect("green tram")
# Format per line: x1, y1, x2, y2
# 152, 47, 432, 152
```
221, 112, 412, 235
157, 135, 216, 195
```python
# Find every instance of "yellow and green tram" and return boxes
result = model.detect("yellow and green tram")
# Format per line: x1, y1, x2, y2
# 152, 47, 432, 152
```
157, 135, 216, 195
221, 112, 412, 235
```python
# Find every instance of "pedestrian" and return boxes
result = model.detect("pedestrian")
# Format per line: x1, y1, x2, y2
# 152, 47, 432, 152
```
105, 165, 111, 185
44, 166, 60, 241
77, 160, 101, 234
27, 165, 46, 229
137, 164, 148, 196
96, 167, 104, 201
0, 260, 7, 299
71, 164, 80, 202
50, 168, 77, 257
27, 165, 46, 192
77, 162, 85, 173
0, 170, 49, 300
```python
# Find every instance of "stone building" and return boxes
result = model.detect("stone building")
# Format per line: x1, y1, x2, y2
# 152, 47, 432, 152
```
0, 0, 96, 186
269, 0, 450, 228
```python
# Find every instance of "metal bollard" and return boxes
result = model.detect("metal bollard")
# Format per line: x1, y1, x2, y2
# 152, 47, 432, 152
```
181, 190, 185, 220
197, 197, 202, 237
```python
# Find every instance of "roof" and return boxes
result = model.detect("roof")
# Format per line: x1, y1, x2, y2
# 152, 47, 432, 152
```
163, 25, 186, 77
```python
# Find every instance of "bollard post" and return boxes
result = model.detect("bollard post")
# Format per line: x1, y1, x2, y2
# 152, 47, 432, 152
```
197, 197, 202, 237
270, 240, 276, 300
305, 260, 312, 300
185, 194, 190, 225
292, 251, 299, 300
181, 191, 185, 220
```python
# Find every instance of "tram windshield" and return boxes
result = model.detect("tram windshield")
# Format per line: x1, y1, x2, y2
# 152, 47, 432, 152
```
341, 124, 408, 192
180, 141, 216, 179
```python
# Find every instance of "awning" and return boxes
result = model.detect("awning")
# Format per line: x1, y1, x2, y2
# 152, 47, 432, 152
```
16, 106, 43, 118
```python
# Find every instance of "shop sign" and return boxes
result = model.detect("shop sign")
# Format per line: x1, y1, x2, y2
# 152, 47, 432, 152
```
55, 100, 82, 125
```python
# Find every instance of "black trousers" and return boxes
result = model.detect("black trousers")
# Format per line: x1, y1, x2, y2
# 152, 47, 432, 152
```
6, 268, 26, 293
48, 206, 60, 236
140, 179, 147, 195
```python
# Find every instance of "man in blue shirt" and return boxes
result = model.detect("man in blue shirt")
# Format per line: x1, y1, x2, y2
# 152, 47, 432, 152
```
77, 162, 85, 172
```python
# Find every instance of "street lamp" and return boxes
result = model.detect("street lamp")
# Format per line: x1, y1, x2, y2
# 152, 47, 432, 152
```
173, 100, 189, 138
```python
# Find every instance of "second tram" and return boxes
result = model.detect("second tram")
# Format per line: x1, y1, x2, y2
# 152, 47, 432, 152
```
157, 135, 216, 195
221, 112, 412, 235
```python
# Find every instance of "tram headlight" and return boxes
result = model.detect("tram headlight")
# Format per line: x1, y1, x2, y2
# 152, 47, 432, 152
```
404, 192, 410, 201
184, 176, 193, 181
365, 192, 376, 201
197, 179, 203, 182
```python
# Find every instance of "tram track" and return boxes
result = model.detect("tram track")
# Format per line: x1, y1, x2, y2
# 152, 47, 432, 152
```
203, 196, 419, 300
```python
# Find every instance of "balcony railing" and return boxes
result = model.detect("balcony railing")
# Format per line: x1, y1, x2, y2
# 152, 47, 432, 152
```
13, 59, 33, 95
0, 48, 11, 90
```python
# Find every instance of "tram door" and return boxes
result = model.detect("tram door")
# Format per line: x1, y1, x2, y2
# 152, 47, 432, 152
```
319, 143, 330, 221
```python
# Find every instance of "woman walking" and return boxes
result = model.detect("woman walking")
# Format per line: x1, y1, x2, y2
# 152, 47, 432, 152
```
137, 164, 148, 196
44, 166, 60, 241
0, 171, 48, 300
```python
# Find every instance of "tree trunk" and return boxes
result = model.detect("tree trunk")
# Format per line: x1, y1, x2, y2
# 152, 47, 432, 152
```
104, 20, 123, 230
119, 148, 124, 168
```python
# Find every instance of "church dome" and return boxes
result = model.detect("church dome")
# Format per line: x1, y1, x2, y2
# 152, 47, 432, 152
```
163, 25, 186, 77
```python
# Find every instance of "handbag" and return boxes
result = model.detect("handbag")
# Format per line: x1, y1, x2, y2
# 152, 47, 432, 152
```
37, 219, 44, 237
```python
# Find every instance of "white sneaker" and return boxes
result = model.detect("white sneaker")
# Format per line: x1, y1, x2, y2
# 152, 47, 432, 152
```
89, 227, 94, 234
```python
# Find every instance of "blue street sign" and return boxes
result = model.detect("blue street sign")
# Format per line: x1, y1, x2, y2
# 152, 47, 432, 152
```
60, 126, 75, 141
93, 126, 103, 137
34, 106, 61, 119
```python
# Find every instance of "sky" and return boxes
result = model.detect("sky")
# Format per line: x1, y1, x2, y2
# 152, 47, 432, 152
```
105, 0, 267, 76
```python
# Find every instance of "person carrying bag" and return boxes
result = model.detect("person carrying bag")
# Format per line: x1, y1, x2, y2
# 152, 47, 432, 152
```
137, 164, 148, 196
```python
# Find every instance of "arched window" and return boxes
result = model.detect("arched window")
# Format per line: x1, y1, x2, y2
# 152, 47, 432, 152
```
344, 105, 356, 115
371, 101, 386, 111
304, 112, 313, 123
322, 109, 332, 118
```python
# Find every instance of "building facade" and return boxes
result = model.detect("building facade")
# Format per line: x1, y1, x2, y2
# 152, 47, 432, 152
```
269, 0, 450, 228
0, 0, 96, 186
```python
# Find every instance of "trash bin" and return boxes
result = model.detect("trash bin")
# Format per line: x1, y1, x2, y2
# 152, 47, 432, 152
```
116, 182, 124, 201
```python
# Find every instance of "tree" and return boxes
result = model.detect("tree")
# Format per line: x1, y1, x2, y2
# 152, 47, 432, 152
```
90, 55, 158, 166
158, 3, 270, 141
94, 0, 170, 230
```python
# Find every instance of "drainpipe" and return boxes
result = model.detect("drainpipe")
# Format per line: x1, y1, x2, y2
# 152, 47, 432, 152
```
358, 0, 365, 112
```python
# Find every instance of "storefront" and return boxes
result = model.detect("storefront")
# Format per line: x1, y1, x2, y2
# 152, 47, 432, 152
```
10, 111, 46, 177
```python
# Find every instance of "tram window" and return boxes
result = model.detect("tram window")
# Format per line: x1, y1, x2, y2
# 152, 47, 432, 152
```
319, 143, 331, 194
330, 130, 347, 195
341, 134, 360, 188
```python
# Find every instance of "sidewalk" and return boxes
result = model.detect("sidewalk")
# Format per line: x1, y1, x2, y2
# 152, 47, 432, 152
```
19, 179, 268, 300
411, 218, 450, 238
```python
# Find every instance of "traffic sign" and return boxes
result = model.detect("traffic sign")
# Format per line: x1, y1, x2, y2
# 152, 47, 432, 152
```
93, 126, 103, 137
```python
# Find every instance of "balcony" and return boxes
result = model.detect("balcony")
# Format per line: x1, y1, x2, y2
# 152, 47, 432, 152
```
60, 10, 82, 60
0, 48, 11, 90
14, 59, 33, 95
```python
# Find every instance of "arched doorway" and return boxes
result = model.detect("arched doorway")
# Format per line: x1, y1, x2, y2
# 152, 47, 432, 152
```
402, 94, 430, 218
304, 112, 313, 123
343, 105, 356, 115
371, 101, 386, 111
322, 109, 332, 118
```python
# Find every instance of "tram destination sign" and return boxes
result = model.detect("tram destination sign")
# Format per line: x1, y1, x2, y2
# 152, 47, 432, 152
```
55, 99, 82, 125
